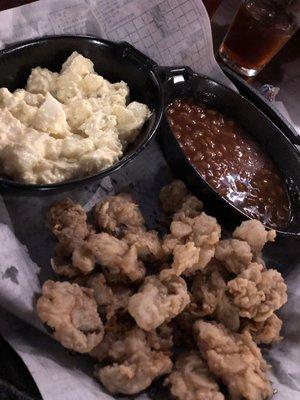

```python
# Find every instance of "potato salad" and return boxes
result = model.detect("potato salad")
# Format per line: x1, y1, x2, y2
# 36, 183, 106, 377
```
0, 52, 150, 184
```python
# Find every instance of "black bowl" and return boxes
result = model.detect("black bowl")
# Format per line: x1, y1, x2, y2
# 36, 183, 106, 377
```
159, 67, 300, 238
0, 35, 164, 191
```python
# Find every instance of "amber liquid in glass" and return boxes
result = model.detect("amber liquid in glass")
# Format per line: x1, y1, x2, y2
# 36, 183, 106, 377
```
219, 0, 297, 75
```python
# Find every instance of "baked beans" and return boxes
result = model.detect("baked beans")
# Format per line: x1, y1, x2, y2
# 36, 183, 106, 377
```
166, 99, 291, 229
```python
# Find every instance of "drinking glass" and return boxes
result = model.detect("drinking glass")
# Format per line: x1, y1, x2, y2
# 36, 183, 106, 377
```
219, 0, 299, 77
202, 0, 223, 18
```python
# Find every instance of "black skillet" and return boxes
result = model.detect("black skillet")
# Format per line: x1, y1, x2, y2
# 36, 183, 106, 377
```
159, 66, 300, 239
0, 35, 164, 191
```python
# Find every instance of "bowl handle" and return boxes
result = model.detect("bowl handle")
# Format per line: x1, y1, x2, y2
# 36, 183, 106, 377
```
157, 65, 195, 84
117, 41, 159, 70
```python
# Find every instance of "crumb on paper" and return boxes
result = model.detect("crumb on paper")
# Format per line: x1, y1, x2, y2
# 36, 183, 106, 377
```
2, 265, 19, 284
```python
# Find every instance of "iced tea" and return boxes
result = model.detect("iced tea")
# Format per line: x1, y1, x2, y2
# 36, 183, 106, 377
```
219, 0, 298, 76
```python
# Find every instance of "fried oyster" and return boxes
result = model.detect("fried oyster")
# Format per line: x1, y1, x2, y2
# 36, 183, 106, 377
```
128, 274, 190, 331
94, 326, 173, 394
241, 313, 283, 345
94, 193, 145, 234
47, 198, 95, 277
47, 198, 90, 254
161, 212, 221, 277
36, 180, 288, 398
86, 232, 145, 282
37, 280, 104, 353
194, 321, 272, 400
75, 272, 132, 321
227, 262, 287, 321
165, 351, 224, 400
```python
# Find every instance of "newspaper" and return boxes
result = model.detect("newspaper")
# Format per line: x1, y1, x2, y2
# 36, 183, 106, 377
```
0, 0, 235, 88
0, 0, 299, 399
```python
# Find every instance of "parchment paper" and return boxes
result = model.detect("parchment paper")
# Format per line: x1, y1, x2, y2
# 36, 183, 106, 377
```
0, 1, 299, 399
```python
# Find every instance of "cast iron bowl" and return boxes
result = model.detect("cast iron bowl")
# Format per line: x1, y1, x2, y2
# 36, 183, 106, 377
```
159, 67, 300, 238
0, 35, 165, 191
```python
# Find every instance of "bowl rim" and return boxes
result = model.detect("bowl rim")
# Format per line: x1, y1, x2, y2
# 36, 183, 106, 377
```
0, 34, 164, 191
161, 70, 300, 237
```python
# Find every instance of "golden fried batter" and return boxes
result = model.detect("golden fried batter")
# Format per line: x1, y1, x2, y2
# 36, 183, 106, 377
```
87, 232, 145, 282
97, 351, 172, 395
128, 275, 190, 331
82, 273, 132, 320
165, 352, 224, 400
94, 326, 173, 394
159, 180, 189, 214
241, 314, 282, 344
50, 243, 78, 278
215, 238, 253, 274
94, 193, 145, 234
147, 323, 174, 351
90, 317, 131, 362
233, 220, 276, 255
194, 321, 272, 400
47, 198, 90, 254
37, 280, 104, 353
227, 263, 287, 321
173, 195, 204, 221
192, 265, 240, 332
123, 227, 164, 261
51, 241, 95, 277
38, 181, 288, 398
161, 212, 221, 277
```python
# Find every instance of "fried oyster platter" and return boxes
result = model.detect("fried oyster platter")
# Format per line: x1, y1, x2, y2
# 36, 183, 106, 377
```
36, 180, 287, 399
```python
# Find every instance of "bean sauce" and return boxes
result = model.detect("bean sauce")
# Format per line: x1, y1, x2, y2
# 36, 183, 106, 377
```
166, 99, 291, 229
